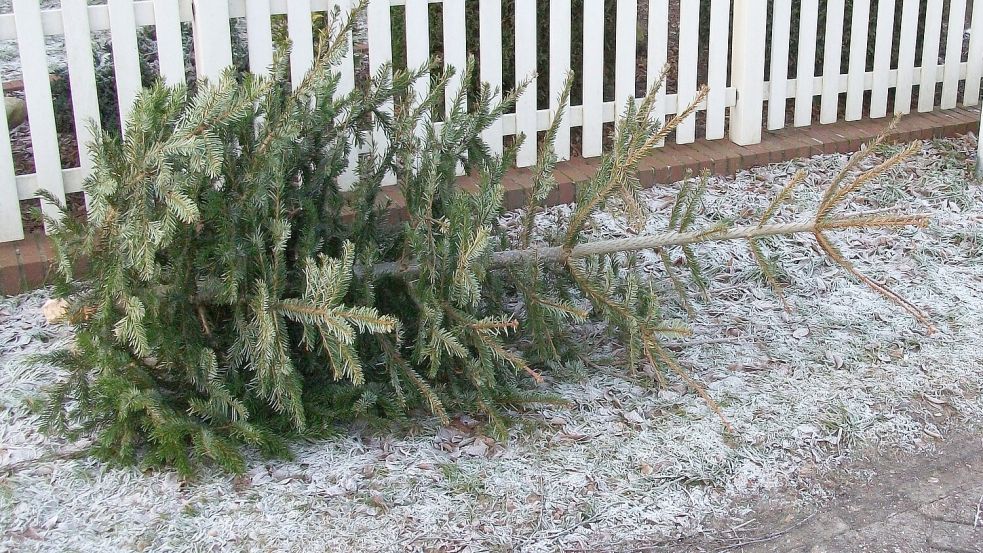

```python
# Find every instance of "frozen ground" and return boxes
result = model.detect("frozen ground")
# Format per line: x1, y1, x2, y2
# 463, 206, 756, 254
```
0, 134, 981, 552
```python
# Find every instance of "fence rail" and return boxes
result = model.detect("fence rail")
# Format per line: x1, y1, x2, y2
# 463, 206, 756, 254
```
1, 0, 982, 243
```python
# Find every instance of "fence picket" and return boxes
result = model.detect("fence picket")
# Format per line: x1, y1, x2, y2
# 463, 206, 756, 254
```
549, 0, 571, 160
675, 0, 699, 143
647, 0, 669, 146
731, 0, 766, 145
153, 0, 185, 86
331, 0, 357, 190
940, 0, 966, 109
582, 0, 604, 157
479, 0, 504, 155
768, 0, 792, 130
894, 0, 919, 114
614, 0, 637, 113
845, 0, 870, 121
794, 0, 819, 127
190, 0, 233, 81
245, 0, 274, 76
917, 0, 943, 112
367, 0, 393, 174
0, 87, 23, 241
705, 0, 730, 139
514, 0, 537, 167
406, 0, 430, 83
405, 0, 430, 115
966, 0, 983, 105
869, 0, 895, 118
13, 0, 65, 228
444, 0, 467, 117
820, 0, 845, 124
108, 0, 142, 132
288, 0, 315, 90
62, 0, 100, 207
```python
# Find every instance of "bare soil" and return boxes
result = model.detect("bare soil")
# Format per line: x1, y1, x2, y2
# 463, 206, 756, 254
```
639, 427, 983, 553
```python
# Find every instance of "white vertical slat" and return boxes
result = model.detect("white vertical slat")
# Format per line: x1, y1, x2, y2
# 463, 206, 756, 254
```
893, 0, 919, 114
405, 0, 430, 115
332, 0, 357, 189
549, 0, 571, 160
977, 109, 983, 179
965, 0, 983, 105
705, 0, 731, 140
582, 0, 604, 157
940, 0, 967, 109
331, 0, 356, 94
62, 0, 101, 208
869, 0, 896, 118
479, 0, 504, 154
403, 1, 428, 72
614, 0, 637, 112
245, 0, 274, 76
443, 0, 467, 116
445, 1, 467, 175
405, 0, 431, 168
514, 0, 537, 167
288, 0, 315, 90
794, 0, 819, 126
191, 0, 233, 81
844, 0, 870, 120
13, 0, 65, 227
917, 0, 944, 112
153, 0, 185, 86
647, 0, 669, 147
675, 0, 699, 144
730, 0, 766, 145
768, 0, 792, 130
819, 0, 845, 124
0, 96, 22, 241
367, 0, 394, 183
108, 0, 143, 132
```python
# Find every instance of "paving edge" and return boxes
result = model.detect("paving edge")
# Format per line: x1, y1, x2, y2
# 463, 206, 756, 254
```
2, 106, 980, 296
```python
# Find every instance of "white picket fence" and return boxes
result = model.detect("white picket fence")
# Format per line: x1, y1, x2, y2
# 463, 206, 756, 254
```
1, 0, 982, 243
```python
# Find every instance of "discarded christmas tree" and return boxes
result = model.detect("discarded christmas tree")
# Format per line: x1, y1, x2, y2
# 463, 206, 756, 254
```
37, 6, 933, 474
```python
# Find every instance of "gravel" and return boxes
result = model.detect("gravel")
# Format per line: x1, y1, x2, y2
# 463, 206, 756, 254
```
0, 133, 981, 552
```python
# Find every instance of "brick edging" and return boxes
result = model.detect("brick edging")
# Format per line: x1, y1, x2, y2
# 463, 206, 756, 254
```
0, 233, 55, 296
369, 106, 980, 226
3, 107, 980, 295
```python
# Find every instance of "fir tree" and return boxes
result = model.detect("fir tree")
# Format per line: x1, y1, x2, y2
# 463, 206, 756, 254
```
38, 4, 934, 474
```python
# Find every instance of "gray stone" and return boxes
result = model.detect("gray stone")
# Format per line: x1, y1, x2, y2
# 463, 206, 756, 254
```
4, 96, 26, 129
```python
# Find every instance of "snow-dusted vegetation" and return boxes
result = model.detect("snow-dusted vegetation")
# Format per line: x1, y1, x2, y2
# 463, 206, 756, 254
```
2, 135, 980, 552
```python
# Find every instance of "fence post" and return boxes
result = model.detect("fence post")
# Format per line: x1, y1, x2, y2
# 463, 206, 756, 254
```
191, 0, 233, 81
977, 110, 983, 180
729, 0, 767, 146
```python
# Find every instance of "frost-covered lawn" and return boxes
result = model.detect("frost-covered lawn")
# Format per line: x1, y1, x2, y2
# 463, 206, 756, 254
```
1, 136, 981, 552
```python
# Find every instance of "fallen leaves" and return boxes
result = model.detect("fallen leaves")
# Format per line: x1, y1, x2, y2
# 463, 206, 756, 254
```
41, 299, 68, 324
434, 425, 502, 459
